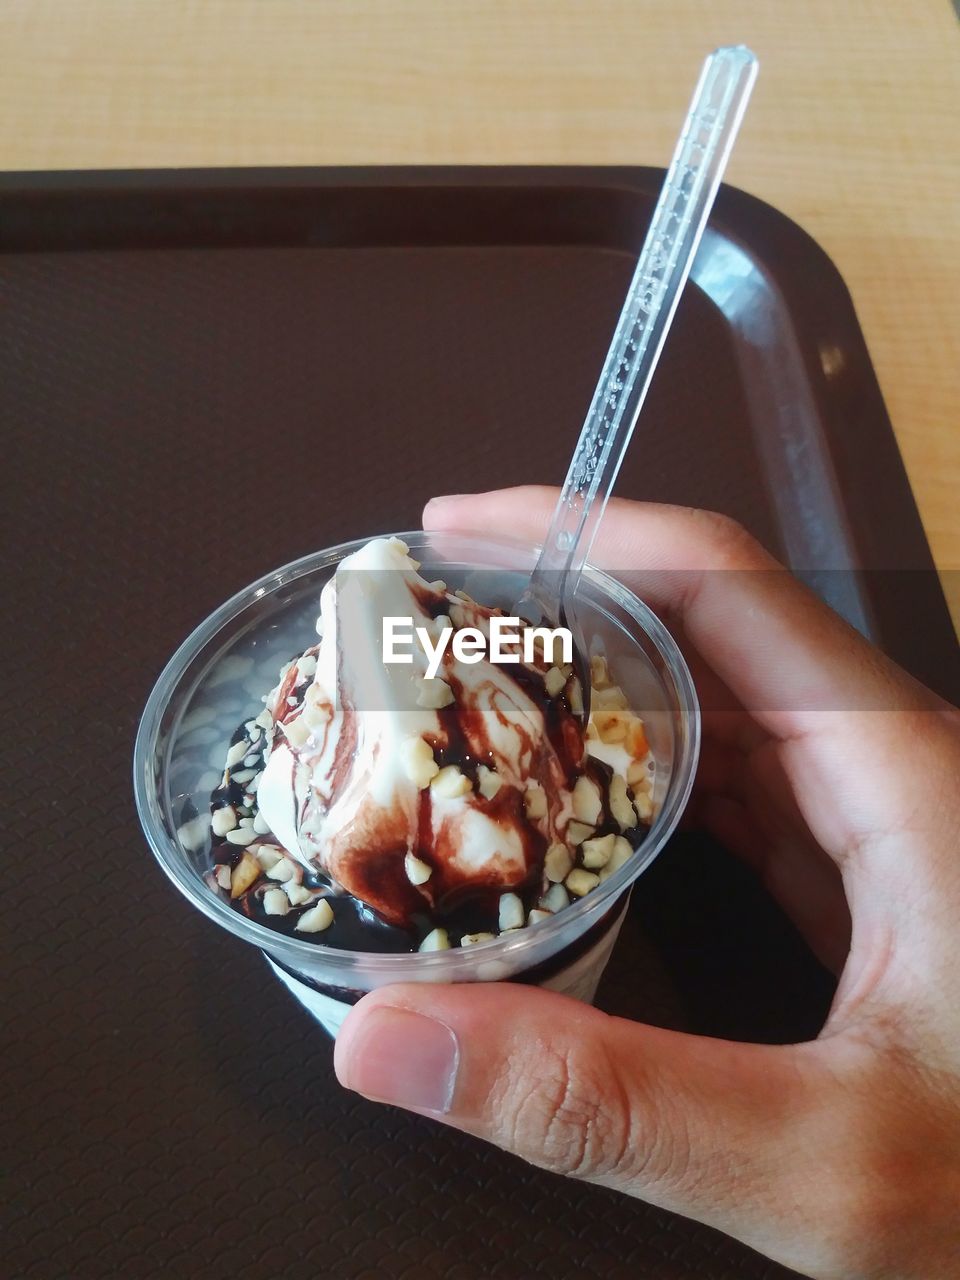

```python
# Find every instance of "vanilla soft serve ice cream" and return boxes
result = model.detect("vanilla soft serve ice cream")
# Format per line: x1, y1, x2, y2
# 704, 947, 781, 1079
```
206, 537, 656, 951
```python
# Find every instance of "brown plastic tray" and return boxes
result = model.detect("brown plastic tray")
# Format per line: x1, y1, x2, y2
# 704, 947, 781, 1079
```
3, 168, 956, 1280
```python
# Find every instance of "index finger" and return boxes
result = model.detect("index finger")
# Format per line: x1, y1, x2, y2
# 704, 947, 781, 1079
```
423, 488, 960, 878
424, 487, 930, 727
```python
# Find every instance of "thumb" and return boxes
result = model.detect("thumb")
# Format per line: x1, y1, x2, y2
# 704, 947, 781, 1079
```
335, 982, 820, 1237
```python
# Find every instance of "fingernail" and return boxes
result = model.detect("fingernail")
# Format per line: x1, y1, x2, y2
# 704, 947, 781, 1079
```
338, 1006, 460, 1114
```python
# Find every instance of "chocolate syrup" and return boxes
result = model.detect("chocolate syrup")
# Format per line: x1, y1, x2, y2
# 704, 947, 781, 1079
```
207, 702, 647, 954
204, 595, 649, 952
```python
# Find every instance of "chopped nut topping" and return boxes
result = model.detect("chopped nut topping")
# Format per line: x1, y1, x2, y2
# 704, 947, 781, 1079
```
540, 882, 570, 912
523, 782, 547, 820
544, 842, 574, 883
581, 832, 617, 869
416, 677, 455, 710
208, 602, 654, 949
265, 857, 297, 882
224, 826, 257, 847
565, 867, 601, 897
477, 766, 502, 799
404, 853, 433, 885
572, 775, 602, 825
609, 772, 639, 831
498, 892, 525, 931
280, 717, 311, 749
594, 707, 630, 743
255, 845, 284, 870
296, 900, 334, 933
301, 688, 332, 729
593, 684, 628, 711
263, 888, 290, 916
431, 764, 472, 799
296, 654, 318, 681
567, 676, 584, 716
419, 927, 451, 952
590, 654, 611, 688
566, 819, 596, 846
633, 790, 654, 821
626, 718, 649, 758
627, 757, 651, 788
211, 806, 238, 837
400, 736, 440, 789
599, 836, 634, 883
230, 851, 260, 898
544, 666, 567, 697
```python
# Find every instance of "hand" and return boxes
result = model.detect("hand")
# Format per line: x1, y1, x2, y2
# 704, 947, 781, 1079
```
335, 488, 960, 1280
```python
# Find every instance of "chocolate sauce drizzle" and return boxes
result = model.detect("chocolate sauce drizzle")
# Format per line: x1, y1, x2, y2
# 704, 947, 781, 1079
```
206, 587, 650, 953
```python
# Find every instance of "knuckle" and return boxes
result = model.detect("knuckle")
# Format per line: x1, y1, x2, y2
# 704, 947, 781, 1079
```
496, 1041, 634, 1182
691, 509, 760, 569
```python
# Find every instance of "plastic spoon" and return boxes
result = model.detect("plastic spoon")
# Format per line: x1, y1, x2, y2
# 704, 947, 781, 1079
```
514, 45, 758, 706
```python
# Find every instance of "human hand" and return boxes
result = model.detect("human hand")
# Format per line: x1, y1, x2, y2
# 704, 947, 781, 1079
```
335, 488, 960, 1280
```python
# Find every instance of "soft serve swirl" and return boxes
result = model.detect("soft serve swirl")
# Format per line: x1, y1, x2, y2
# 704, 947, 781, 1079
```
256, 537, 590, 927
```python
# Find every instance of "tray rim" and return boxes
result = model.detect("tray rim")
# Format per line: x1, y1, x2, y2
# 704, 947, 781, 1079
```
1, 164, 954, 696
0, 162, 874, 282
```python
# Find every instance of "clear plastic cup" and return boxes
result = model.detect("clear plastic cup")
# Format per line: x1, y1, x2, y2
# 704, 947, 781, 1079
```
134, 532, 700, 1035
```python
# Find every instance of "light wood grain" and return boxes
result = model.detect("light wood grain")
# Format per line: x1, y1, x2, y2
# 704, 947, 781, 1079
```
2, 0, 957, 628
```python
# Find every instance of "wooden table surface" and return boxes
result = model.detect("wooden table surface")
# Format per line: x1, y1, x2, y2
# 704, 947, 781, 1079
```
3, 0, 958, 629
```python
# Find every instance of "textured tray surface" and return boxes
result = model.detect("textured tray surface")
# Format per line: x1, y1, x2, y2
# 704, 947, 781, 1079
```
5, 169, 953, 1280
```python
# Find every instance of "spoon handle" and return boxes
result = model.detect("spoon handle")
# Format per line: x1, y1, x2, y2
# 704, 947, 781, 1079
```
530, 45, 758, 602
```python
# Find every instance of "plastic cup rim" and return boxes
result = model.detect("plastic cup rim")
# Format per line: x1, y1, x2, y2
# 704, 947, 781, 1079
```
133, 530, 701, 976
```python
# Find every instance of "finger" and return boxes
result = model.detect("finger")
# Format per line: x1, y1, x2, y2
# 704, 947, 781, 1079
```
335, 982, 828, 1274
424, 489, 960, 898
424, 488, 940, 728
